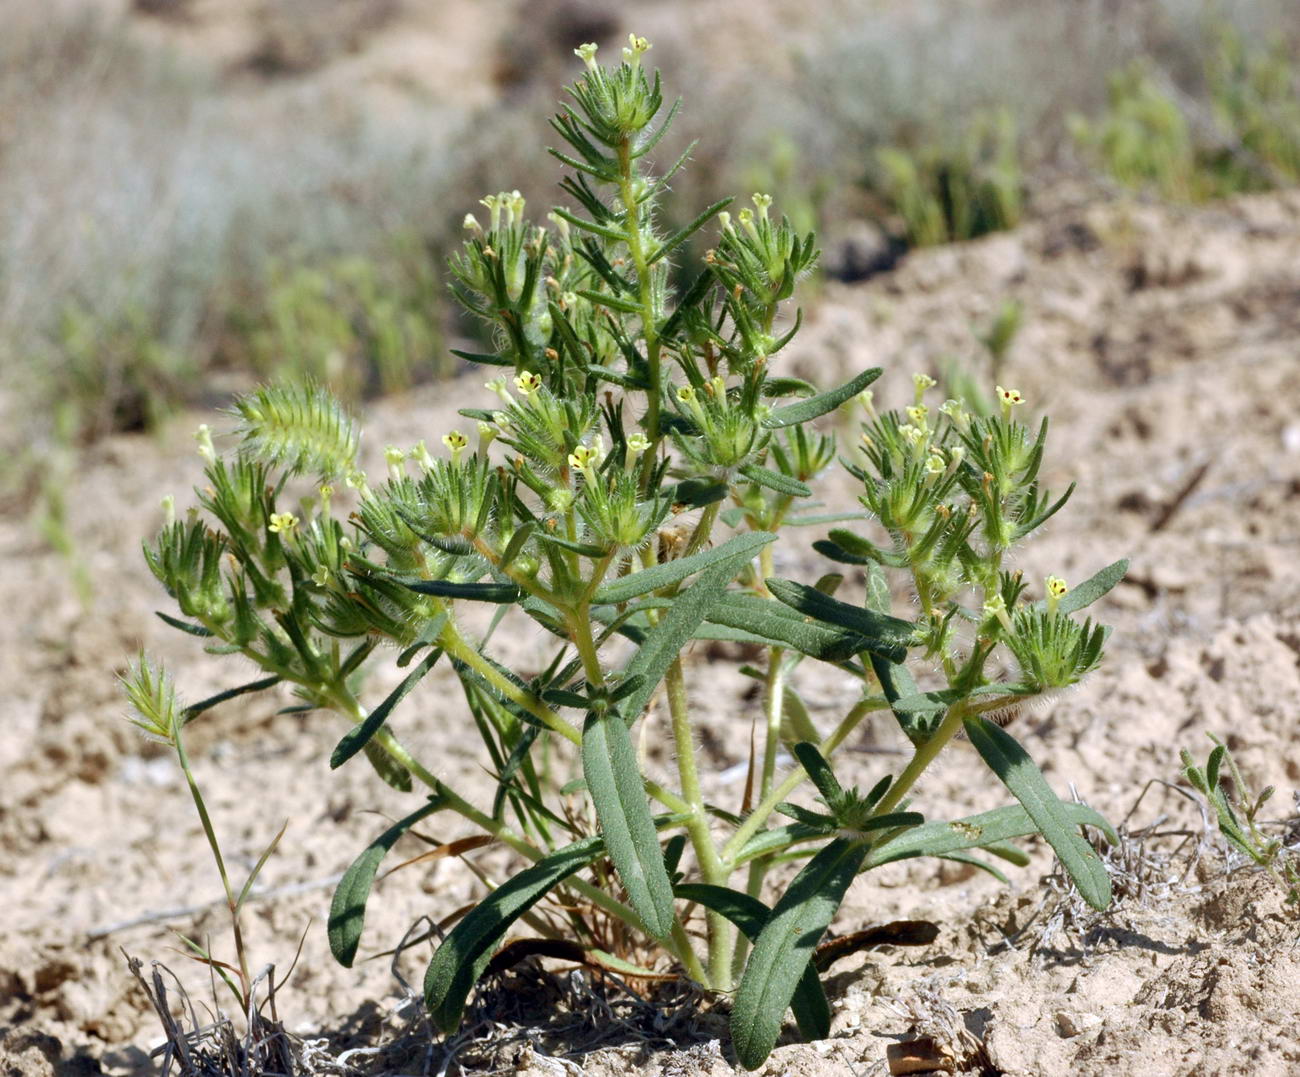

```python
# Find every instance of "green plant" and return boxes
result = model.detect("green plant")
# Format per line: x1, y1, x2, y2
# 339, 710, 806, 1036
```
136, 39, 1124, 1069
240, 246, 445, 401
1070, 63, 1202, 201
1182, 734, 1299, 906
1208, 25, 1300, 187
873, 108, 1023, 247
120, 653, 287, 1008
1073, 34, 1300, 203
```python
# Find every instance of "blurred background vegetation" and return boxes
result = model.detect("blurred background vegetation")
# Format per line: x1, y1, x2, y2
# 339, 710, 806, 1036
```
3, 0, 1298, 516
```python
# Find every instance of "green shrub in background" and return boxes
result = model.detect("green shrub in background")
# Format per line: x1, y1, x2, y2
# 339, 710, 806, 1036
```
873, 108, 1023, 247
1074, 29, 1300, 202
52, 300, 197, 441
237, 244, 446, 401
1070, 64, 1207, 202
1209, 26, 1300, 186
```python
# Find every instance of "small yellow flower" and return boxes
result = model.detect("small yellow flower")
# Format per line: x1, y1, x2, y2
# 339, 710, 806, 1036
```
924, 452, 946, 476
906, 404, 929, 429
1046, 575, 1069, 614
857, 389, 877, 422
996, 385, 1025, 416
514, 371, 542, 396
913, 372, 937, 400
442, 430, 469, 453
677, 385, 696, 403
752, 192, 772, 219
311, 565, 332, 587
575, 42, 599, 69
622, 33, 651, 65
268, 512, 299, 535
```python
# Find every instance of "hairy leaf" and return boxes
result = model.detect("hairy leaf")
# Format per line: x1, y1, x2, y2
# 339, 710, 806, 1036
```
582, 712, 675, 939
424, 836, 605, 1032
963, 716, 1111, 910
330, 797, 447, 967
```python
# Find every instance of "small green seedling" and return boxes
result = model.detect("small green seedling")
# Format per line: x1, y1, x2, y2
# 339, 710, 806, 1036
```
134, 37, 1124, 1069
1183, 734, 1300, 907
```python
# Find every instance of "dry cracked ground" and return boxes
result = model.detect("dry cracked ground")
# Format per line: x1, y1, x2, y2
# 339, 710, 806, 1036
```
3, 190, 1300, 1076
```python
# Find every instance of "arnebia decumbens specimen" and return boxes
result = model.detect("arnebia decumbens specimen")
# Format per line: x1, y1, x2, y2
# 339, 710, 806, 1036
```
129, 36, 1126, 1069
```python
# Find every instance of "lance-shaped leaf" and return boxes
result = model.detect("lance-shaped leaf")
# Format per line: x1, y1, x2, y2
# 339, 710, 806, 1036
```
329, 796, 447, 967
363, 740, 412, 792
675, 884, 830, 1043
618, 548, 773, 725
178, 675, 282, 729
865, 800, 1115, 869
331, 648, 443, 769
1045, 559, 1129, 616
404, 579, 522, 603
731, 838, 868, 1070
647, 197, 733, 265
592, 531, 775, 605
424, 835, 605, 1032
738, 466, 812, 498
963, 716, 1112, 910
701, 593, 873, 662
762, 368, 882, 429
767, 578, 916, 662
582, 710, 675, 939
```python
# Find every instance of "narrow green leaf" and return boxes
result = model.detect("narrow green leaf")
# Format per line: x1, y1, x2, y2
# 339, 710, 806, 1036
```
731, 839, 868, 1070
578, 288, 645, 315
1055, 559, 1129, 615
582, 711, 675, 939
450, 348, 512, 367
331, 650, 442, 770
867, 655, 936, 746
791, 743, 843, 805
647, 197, 733, 265
424, 835, 605, 1032
618, 552, 770, 724
179, 675, 281, 728
739, 466, 812, 498
704, 593, 872, 662
362, 739, 412, 792
593, 531, 774, 605
675, 883, 831, 1043
768, 578, 916, 661
866, 801, 1115, 868
236, 820, 288, 911
156, 611, 215, 637
404, 579, 521, 603
329, 797, 447, 967
763, 368, 882, 429
963, 716, 1112, 910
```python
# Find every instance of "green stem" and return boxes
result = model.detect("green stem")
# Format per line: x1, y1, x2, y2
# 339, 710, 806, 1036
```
665, 658, 732, 988
618, 137, 662, 450
437, 621, 582, 746
722, 697, 884, 864
870, 701, 969, 818
173, 726, 251, 999
329, 688, 708, 970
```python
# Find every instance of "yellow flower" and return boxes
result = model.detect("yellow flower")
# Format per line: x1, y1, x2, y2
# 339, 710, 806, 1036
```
268, 512, 299, 535
514, 371, 542, 396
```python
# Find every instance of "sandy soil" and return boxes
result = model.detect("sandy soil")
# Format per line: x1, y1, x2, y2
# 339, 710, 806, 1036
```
2, 185, 1299, 1077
